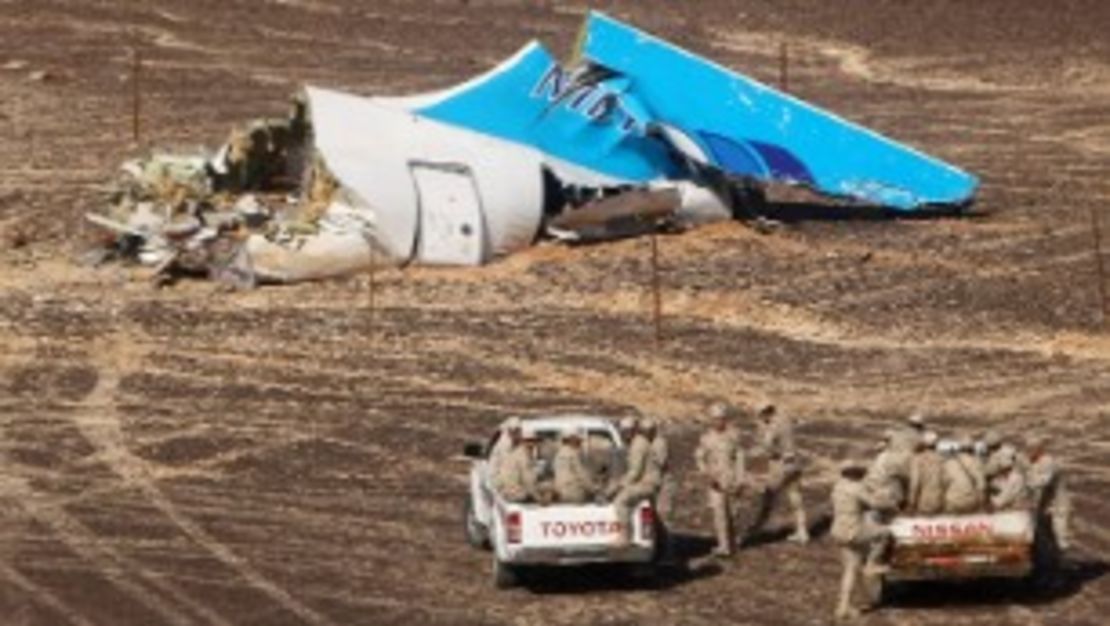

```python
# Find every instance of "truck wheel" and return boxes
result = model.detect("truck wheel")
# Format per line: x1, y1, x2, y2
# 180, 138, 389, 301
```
462, 497, 489, 549
492, 557, 519, 589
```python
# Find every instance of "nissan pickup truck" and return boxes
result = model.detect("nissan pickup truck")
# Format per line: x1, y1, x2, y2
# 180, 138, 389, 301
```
867, 508, 1052, 603
461, 415, 659, 588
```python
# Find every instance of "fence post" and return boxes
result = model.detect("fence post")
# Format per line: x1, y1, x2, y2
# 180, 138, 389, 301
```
1092, 207, 1107, 327
131, 46, 142, 145
650, 227, 663, 348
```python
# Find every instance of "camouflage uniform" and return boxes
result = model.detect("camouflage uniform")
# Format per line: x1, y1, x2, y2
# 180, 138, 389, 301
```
494, 442, 539, 503
831, 461, 891, 621
864, 442, 913, 513
553, 432, 598, 504
488, 417, 521, 484
695, 404, 746, 556
749, 404, 809, 543
612, 432, 661, 544
989, 445, 1029, 511
645, 420, 674, 526
907, 432, 946, 515
942, 442, 986, 514
1028, 440, 1072, 550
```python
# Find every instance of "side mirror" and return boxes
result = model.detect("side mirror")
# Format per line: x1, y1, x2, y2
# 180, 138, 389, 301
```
463, 442, 484, 459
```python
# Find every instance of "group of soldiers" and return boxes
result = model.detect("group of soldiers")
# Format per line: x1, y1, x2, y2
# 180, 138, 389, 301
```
486, 404, 1073, 621
831, 413, 1073, 619
487, 400, 811, 552
489, 415, 671, 545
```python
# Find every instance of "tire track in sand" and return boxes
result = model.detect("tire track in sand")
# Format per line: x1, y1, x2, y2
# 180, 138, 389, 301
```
0, 472, 198, 626
76, 331, 335, 626
0, 561, 95, 626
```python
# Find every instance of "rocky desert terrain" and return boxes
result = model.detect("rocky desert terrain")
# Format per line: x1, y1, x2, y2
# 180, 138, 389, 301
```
0, 1, 1108, 624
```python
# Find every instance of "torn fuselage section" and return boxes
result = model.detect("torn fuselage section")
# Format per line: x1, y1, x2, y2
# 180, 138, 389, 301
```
83, 11, 978, 286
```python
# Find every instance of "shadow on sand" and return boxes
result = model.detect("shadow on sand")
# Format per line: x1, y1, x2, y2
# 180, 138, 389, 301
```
882, 555, 1108, 610
754, 201, 984, 224
519, 531, 722, 594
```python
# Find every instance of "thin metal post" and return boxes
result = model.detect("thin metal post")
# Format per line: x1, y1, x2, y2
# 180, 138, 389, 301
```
779, 41, 789, 92
131, 47, 141, 145
1092, 207, 1107, 326
368, 243, 377, 339
650, 227, 662, 347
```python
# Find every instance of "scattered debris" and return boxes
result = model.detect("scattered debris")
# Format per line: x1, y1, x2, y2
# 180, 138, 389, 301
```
27, 69, 52, 82
84, 11, 979, 288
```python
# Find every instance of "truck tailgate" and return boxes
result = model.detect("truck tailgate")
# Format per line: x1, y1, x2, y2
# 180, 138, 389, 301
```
518, 504, 637, 548
888, 511, 1034, 580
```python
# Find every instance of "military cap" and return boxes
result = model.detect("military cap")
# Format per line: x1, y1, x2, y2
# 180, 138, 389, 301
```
982, 430, 1002, 448
708, 402, 734, 420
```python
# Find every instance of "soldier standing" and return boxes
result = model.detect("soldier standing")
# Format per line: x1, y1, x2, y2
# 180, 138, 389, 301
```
830, 460, 891, 622
694, 402, 746, 557
1028, 436, 1073, 551
864, 430, 913, 513
641, 418, 673, 526
747, 402, 810, 544
553, 428, 598, 504
907, 431, 946, 515
942, 436, 987, 513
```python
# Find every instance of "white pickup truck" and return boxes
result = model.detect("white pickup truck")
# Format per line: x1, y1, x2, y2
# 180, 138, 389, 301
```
867, 509, 1048, 602
461, 415, 659, 588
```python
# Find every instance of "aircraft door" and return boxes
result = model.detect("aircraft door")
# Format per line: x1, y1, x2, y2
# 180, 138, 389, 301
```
410, 163, 485, 266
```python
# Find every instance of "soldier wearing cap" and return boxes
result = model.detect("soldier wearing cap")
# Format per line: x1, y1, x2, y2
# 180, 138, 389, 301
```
863, 429, 913, 513
907, 431, 946, 515
553, 427, 598, 504
989, 444, 1029, 511
494, 427, 540, 503
489, 417, 522, 484
1027, 435, 1072, 551
640, 417, 673, 526
747, 402, 810, 544
942, 435, 987, 514
985, 430, 1016, 488
611, 416, 661, 545
831, 459, 891, 621
695, 401, 746, 556
607, 415, 639, 486
891, 412, 927, 454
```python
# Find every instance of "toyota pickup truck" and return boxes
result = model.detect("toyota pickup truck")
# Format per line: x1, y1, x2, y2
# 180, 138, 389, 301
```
461, 415, 659, 588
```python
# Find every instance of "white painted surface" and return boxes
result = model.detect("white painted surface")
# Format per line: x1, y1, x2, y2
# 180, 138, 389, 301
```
412, 165, 484, 266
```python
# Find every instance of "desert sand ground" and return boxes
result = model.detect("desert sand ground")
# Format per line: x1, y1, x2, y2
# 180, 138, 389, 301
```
0, 1, 1108, 624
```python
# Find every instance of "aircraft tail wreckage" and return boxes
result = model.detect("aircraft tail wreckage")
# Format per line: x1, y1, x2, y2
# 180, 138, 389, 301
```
85, 12, 978, 287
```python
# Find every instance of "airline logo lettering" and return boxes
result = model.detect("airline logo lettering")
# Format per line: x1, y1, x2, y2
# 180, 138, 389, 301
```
539, 520, 622, 540
911, 520, 993, 540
